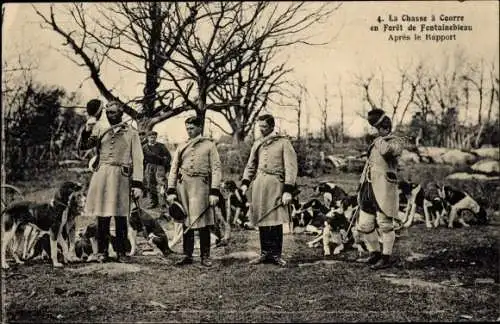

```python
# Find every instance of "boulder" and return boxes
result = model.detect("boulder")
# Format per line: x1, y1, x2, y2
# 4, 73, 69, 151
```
326, 155, 347, 169
471, 147, 499, 160
399, 149, 421, 165
441, 149, 478, 166
446, 172, 500, 181
471, 159, 500, 174
417, 146, 449, 161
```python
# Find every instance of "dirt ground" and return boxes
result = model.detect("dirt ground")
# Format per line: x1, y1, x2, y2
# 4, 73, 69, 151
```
2, 169, 499, 323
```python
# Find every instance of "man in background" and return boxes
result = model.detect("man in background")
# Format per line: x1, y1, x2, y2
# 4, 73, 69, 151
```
142, 131, 171, 209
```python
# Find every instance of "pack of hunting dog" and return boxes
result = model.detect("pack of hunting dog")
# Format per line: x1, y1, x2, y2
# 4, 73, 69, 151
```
2, 97, 498, 271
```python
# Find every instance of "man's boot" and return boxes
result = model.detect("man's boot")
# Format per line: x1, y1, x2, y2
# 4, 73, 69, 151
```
356, 251, 382, 265
370, 254, 392, 270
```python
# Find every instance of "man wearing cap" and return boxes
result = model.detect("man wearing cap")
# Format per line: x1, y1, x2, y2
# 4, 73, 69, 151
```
356, 108, 404, 270
80, 101, 144, 263
166, 116, 222, 267
240, 114, 298, 267
142, 131, 171, 209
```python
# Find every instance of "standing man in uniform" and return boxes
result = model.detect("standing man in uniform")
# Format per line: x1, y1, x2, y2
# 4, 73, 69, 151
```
80, 101, 144, 263
166, 116, 222, 267
356, 108, 404, 270
240, 114, 298, 267
142, 131, 171, 209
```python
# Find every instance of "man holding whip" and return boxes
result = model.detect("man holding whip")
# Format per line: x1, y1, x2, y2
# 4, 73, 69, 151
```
166, 116, 222, 267
240, 114, 298, 267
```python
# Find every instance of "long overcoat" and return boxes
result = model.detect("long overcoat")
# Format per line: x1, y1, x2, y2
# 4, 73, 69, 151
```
82, 122, 144, 218
167, 136, 222, 229
359, 135, 404, 218
242, 133, 298, 227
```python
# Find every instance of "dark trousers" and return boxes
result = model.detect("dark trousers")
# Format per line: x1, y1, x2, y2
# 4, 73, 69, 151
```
259, 225, 283, 258
97, 216, 128, 255
182, 226, 211, 259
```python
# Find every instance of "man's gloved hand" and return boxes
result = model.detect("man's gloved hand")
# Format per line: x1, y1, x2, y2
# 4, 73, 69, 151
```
166, 194, 177, 205
209, 195, 219, 206
132, 188, 143, 199
281, 192, 292, 205
240, 184, 248, 195
85, 116, 97, 132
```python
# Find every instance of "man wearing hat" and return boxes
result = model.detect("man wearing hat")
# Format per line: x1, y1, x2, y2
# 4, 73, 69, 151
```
80, 101, 144, 263
166, 116, 222, 267
142, 130, 171, 209
240, 114, 298, 267
356, 108, 405, 270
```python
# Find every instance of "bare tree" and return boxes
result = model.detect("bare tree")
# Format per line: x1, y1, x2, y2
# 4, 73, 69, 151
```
316, 82, 329, 141
34, 2, 200, 128
34, 2, 339, 133
357, 66, 416, 130
165, 2, 338, 135
337, 78, 344, 143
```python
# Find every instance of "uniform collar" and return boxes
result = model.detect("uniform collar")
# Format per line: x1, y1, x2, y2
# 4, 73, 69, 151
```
261, 131, 279, 141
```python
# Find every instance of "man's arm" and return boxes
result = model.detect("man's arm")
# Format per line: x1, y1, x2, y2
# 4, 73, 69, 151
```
131, 131, 144, 189
283, 140, 298, 194
166, 146, 181, 195
241, 141, 259, 187
209, 143, 222, 196
79, 126, 100, 150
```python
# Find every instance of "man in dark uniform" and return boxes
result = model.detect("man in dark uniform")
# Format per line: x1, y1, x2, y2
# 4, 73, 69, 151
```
356, 108, 404, 270
240, 114, 298, 267
142, 131, 171, 209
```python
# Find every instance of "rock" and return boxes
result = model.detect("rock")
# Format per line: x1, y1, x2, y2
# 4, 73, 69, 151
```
417, 146, 449, 163
446, 172, 500, 181
472, 147, 500, 160
326, 155, 347, 168
474, 278, 495, 284
58, 160, 85, 166
459, 315, 473, 320
441, 149, 478, 166
471, 159, 500, 174
400, 150, 421, 164
405, 253, 428, 262
68, 167, 92, 174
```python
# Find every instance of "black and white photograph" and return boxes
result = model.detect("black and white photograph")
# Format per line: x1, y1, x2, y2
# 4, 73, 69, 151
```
1, 1, 499, 322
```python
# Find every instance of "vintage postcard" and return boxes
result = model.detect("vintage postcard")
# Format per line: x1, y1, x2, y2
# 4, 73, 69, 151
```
1, 1, 499, 322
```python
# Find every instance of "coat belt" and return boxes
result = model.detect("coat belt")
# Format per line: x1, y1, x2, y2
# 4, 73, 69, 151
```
257, 168, 284, 178
101, 161, 130, 168
180, 168, 209, 178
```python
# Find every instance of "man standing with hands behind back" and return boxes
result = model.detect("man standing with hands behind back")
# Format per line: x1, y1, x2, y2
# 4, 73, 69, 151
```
166, 116, 222, 267
240, 114, 298, 267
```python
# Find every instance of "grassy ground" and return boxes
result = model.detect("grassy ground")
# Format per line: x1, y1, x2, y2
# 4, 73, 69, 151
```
2, 164, 499, 323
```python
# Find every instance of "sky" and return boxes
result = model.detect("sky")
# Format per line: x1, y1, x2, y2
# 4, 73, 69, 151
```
2, 1, 499, 144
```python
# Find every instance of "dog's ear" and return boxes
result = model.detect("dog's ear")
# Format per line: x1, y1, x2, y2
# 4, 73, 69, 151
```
56, 181, 83, 203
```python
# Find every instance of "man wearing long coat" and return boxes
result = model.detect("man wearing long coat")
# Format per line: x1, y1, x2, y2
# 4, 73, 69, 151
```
240, 114, 298, 267
80, 101, 144, 262
166, 116, 222, 267
356, 108, 404, 270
